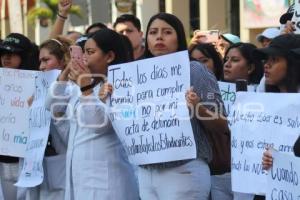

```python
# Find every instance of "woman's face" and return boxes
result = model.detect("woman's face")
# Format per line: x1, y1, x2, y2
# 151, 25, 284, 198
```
191, 49, 215, 73
84, 38, 112, 75
260, 37, 272, 48
39, 48, 63, 71
264, 56, 287, 86
147, 19, 178, 56
223, 48, 251, 82
1, 53, 22, 69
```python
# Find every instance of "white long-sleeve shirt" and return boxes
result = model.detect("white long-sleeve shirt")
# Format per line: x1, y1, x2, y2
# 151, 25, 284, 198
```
45, 81, 139, 200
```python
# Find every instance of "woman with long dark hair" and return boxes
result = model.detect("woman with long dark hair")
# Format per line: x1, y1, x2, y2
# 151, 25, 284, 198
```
259, 34, 300, 167
45, 29, 139, 200
189, 43, 223, 80
223, 42, 263, 86
257, 34, 300, 200
139, 12, 229, 200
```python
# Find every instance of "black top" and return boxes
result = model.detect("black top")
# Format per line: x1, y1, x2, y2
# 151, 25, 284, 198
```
294, 136, 300, 157
0, 156, 19, 163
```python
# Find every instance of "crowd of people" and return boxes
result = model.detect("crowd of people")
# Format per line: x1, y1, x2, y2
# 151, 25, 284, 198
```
0, 0, 299, 200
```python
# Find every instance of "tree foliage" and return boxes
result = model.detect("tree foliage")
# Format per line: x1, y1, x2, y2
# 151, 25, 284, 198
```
28, 0, 82, 25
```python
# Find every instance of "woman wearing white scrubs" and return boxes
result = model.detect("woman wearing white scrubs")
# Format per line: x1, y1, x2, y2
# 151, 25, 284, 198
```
45, 29, 139, 200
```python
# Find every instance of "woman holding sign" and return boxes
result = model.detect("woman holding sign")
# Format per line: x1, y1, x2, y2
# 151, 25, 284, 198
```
0, 33, 39, 200
257, 34, 300, 167
136, 13, 229, 200
24, 36, 72, 200
253, 34, 300, 200
222, 42, 264, 200
45, 29, 139, 200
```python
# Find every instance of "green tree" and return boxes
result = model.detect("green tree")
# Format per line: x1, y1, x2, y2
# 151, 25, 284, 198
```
28, 0, 82, 26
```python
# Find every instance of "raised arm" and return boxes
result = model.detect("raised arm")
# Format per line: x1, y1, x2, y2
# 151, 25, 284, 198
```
45, 62, 72, 116
49, 0, 72, 38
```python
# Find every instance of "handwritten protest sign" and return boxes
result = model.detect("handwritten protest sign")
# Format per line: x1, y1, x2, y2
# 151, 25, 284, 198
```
266, 151, 300, 200
219, 81, 236, 117
218, 81, 255, 118
0, 68, 36, 157
292, 0, 300, 34
16, 70, 60, 187
230, 92, 300, 194
108, 51, 196, 165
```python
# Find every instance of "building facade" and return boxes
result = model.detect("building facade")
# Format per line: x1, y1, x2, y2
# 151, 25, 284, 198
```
0, 0, 292, 45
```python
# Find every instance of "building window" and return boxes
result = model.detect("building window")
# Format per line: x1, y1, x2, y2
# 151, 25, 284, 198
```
190, 0, 199, 32
230, 0, 240, 36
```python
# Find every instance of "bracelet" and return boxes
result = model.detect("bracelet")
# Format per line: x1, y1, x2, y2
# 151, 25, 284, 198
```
80, 83, 96, 92
57, 13, 68, 20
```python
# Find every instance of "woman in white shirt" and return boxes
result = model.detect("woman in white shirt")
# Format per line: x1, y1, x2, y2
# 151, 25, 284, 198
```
45, 29, 139, 200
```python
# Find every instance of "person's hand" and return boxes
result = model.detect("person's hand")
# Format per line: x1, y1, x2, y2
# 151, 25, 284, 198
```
58, 61, 72, 81
68, 59, 92, 89
185, 86, 200, 108
99, 83, 113, 103
216, 38, 229, 58
262, 149, 273, 170
58, 0, 72, 17
281, 20, 296, 34
27, 95, 34, 107
188, 34, 201, 51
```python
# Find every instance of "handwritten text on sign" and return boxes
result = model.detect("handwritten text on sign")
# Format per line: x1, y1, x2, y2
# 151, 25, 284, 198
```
108, 51, 196, 165
230, 92, 300, 194
0, 68, 36, 157
291, 0, 300, 34
218, 81, 255, 119
16, 70, 60, 187
266, 151, 300, 200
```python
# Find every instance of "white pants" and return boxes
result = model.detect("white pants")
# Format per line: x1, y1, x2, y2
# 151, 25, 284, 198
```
138, 159, 211, 200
